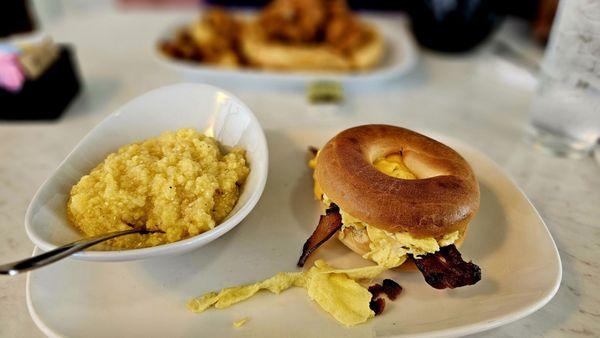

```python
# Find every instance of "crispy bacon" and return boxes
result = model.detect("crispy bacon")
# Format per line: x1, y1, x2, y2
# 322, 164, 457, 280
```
412, 244, 481, 289
369, 279, 403, 301
369, 297, 385, 316
382, 279, 402, 300
297, 203, 342, 267
368, 283, 384, 298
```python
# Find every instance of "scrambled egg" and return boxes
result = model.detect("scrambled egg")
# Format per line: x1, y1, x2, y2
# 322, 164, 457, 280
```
313, 153, 460, 268
67, 128, 249, 249
188, 260, 387, 326
341, 221, 459, 268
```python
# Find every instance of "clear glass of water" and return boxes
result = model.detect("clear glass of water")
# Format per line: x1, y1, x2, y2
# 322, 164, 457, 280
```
528, 0, 600, 158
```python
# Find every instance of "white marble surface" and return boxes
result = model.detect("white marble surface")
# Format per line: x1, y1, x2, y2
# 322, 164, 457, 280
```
1, 4, 599, 338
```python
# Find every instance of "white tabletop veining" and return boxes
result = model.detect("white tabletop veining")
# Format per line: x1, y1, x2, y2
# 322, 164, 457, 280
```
1, 3, 598, 337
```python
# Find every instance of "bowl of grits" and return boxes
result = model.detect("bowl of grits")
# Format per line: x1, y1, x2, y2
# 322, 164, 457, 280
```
25, 83, 268, 261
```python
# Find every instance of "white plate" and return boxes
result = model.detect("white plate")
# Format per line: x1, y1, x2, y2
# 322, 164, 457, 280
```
27, 128, 561, 338
24, 83, 268, 261
155, 17, 418, 86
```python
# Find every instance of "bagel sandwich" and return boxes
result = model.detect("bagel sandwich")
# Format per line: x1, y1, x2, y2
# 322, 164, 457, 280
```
298, 125, 481, 289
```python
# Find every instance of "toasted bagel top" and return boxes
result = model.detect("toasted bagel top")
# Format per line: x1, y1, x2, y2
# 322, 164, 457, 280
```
315, 124, 480, 237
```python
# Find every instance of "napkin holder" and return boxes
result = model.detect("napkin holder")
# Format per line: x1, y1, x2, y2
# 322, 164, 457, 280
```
0, 45, 81, 120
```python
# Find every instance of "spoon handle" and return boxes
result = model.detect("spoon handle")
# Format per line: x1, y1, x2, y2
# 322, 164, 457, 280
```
0, 229, 148, 276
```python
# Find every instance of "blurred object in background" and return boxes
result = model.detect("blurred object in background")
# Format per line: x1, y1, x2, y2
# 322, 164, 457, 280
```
528, 0, 600, 159
0, 0, 35, 38
146, 0, 557, 53
158, 0, 387, 72
495, 0, 558, 44
207, 0, 503, 54
117, 0, 200, 8
406, 0, 504, 53
307, 80, 343, 103
531, 0, 558, 43
206, 0, 408, 10
0, 38, 81, 120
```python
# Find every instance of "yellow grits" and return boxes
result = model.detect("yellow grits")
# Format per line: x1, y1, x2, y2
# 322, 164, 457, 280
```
67, 128, 249, 249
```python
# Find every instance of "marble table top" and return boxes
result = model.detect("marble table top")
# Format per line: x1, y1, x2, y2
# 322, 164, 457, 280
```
1, 4, 598, 338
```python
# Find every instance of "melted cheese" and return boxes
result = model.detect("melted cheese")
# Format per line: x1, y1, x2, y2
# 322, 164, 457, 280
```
188, 260, 386, 326
373, 153, 417, 179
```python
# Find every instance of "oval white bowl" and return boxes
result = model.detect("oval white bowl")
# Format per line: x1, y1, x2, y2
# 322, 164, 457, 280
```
25, 83, 268, 261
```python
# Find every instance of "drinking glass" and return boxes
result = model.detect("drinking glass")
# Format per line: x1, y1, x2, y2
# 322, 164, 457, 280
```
528, 0, 600, 158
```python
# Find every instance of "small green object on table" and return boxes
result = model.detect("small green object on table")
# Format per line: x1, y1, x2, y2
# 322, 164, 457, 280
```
307, 81, 343, 104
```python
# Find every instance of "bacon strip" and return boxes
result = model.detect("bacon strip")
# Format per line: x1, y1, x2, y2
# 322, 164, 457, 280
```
297, 203, 342, 267
382, 279, 402, 300
369, 279, 403, 301
369, 297, 385, 316
368, 283, 384, 298
412, 244, 481, 289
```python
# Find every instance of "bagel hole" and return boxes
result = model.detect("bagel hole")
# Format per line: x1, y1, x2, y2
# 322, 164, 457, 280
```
401, 150, 449, 179
372, 152, 417, 180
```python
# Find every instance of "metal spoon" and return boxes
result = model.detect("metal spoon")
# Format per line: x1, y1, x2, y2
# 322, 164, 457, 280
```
0, 228, 158, 276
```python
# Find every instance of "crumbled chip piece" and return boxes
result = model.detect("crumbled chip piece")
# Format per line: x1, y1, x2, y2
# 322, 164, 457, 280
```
188, 259, 387, 326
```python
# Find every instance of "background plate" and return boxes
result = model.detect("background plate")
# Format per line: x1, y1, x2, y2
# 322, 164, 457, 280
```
155, 16, 418, 86
27, 128, 561, 338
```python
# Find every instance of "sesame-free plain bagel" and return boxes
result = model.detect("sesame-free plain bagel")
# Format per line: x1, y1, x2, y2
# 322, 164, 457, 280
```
314, 124, 480, 238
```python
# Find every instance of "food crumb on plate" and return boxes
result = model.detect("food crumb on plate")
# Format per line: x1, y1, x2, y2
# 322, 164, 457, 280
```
232, 317, 249, 328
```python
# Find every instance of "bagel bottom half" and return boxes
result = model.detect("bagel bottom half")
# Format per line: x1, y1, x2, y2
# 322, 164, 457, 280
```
338, 226, 468, 271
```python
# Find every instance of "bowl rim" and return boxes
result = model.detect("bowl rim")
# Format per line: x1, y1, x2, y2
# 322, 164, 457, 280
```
24, 83, 269, 261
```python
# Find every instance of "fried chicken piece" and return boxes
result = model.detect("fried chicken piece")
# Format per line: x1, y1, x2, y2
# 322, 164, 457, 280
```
325, 14, 370, 54
259, 0, 327, 43
204, 8, 240, 46
160, 8, 242, 66
259, 0, 370, 54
